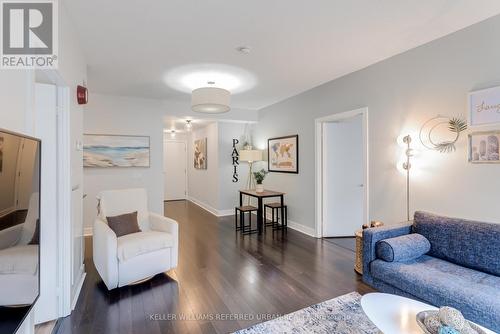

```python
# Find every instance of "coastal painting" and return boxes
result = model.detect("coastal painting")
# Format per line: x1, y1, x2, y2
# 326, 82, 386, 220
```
268, 135, 299, 173
83, 134, 150, 167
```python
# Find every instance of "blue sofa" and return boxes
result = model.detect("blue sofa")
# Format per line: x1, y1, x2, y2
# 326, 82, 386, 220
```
363, 211, 500, 332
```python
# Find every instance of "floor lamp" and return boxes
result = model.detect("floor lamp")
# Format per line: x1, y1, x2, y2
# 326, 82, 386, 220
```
239, 149, 262, 204
401, 135, 414, 221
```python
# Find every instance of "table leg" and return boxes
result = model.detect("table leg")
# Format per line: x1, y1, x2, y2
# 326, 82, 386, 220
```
239, 192, 243, 207
280, 195, 285, 232
257, 197, 263, 234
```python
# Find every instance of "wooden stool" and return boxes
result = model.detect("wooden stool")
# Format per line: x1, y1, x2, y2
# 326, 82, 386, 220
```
264, 202, 287, 231
235, 206, 258, 235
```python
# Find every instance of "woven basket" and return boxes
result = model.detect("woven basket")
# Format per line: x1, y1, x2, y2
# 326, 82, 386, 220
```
355, 230, 363, 274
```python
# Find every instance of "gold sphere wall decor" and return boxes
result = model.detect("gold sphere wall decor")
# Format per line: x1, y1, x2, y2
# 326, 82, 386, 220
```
419, 116, 467, 153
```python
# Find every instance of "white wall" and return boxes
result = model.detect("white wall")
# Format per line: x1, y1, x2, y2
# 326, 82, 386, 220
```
217, 122, 251, 213
83, 94, 165, 231
187, 123, 220, 213
55, 2, 88, 314
0, 2, 88, 330
255, 15, 500, 235
185, 121, 253, 215
83, 93, 260, 229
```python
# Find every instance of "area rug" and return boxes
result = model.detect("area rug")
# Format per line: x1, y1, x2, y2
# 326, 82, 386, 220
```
234, 292, 379, 334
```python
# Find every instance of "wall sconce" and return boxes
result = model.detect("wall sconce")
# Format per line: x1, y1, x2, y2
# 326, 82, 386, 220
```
170, 130, 176, 138
185, 120, 192, 132
401, 134, 412, 221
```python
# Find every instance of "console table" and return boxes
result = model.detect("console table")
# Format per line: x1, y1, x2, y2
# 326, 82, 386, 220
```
239, 190, 285, 234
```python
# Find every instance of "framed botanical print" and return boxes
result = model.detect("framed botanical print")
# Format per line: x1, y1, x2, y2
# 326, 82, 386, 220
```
194, 138, 207, 169
268, 135, 299, 173
468, 131, 500, 163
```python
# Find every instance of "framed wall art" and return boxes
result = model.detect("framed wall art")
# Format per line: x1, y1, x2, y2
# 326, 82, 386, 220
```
468, 86, 500, 126
268, 135, 299, 173
468, 131, 500, 164
83, 134, 150, 167
194, 138, 207, 169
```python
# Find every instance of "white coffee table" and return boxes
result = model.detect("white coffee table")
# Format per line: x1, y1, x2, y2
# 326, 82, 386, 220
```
361, 293, 494, 334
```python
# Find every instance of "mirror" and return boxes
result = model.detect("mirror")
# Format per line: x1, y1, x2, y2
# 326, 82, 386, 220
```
0, 130, 40, 333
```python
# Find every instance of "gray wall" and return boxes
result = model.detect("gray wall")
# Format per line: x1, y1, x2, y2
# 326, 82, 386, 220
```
83, 94, 165, 231
254, 15, 500, 233
187, 123, 220, 211
217, 122, 250, 212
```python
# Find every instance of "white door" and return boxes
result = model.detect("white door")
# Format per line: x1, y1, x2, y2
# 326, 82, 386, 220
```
322, 114, 364, 237
164, 141, 187, 200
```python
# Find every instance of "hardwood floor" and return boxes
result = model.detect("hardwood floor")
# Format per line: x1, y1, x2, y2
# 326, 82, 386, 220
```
323, 237, 356, 252
57, 200, 373, 334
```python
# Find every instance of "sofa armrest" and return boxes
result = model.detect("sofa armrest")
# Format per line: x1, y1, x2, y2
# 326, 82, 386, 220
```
0, 224, 23, 250
362, 221, 413, 284
149, 213, 178, 268
93, 218, 119, 289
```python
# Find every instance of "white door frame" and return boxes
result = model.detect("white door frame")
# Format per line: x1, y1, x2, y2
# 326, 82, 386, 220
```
163, 138, 188, 200
32, 70, 75, 321
314, 107, 369, 238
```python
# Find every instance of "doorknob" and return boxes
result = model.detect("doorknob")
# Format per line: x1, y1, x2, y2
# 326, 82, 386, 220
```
357, 184, 364, 187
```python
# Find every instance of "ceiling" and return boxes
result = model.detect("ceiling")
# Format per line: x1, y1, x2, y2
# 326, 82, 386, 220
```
65, 0, 500, 110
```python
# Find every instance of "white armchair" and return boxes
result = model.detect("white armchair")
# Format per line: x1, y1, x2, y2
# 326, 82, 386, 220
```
93, 188, 178, 290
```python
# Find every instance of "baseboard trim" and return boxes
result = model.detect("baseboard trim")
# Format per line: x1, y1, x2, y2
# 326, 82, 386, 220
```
217, 209, 234, 217
187, 196, 219, 216
264, 212, 317, 238
187, 197, 233, 217
83, 227, 93, 236
287, 220, 317, 237
71, 272, 86, 311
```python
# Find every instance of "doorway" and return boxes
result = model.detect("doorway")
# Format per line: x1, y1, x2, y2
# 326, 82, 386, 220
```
315, 108, 369, 238
164, 140, 187, 201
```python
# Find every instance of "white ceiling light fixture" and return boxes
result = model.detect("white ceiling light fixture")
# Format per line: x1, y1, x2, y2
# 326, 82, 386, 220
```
165, 63, 256, 95
191, 86, 231, 114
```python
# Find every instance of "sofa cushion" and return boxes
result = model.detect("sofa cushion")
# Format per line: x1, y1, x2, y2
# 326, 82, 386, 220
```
376, 233, 430, 262
0, 245, 38, 275
117, 231, 174, 262
107, 211, 141, 237
371, 255, 500, 331
413, 211, 500, 276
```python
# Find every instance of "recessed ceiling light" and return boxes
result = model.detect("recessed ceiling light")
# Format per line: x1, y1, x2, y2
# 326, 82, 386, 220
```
236, 46, 251, 54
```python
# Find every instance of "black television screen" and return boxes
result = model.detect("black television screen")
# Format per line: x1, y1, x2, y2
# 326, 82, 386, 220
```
0, 129, 40, 333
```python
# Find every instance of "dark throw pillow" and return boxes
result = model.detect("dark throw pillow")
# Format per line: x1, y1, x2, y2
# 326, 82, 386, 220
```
106, 211, 141, 237
376, 233, 430, 262
28, 219, 40, 245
